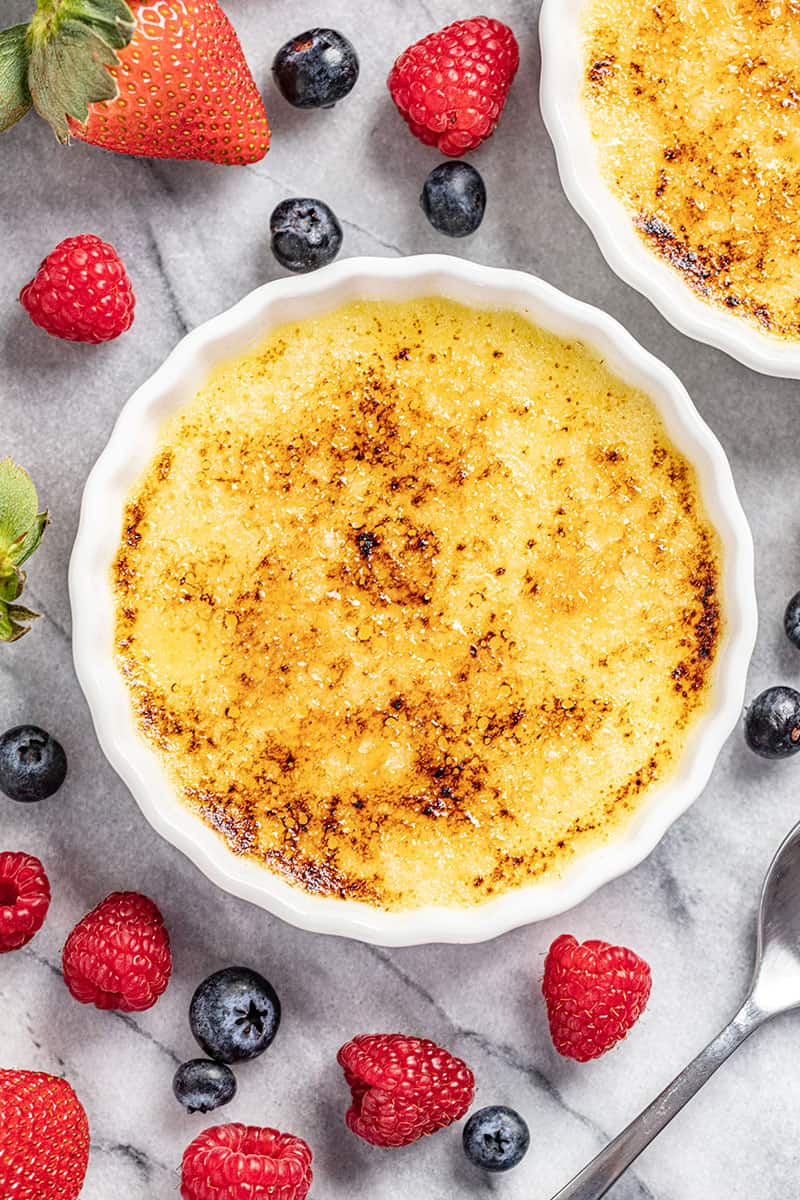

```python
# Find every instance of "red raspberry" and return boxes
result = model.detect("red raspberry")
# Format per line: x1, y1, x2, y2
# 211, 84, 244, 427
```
20, 234, 135, 343
387, 16, 519, 156
542, 934, 652, 1062
62, 890, 172, 1012
337, 1033, 475, 1148
0, 1068, 89, 1200
0, 851, 51, 953
181, 1124, 313, 1200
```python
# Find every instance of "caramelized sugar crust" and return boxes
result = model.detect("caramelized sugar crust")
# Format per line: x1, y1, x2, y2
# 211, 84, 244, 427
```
113, 300, 722, 910
584, 0, 800, 339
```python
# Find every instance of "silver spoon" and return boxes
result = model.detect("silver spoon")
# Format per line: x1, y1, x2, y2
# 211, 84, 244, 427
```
551, 818, 800, 1199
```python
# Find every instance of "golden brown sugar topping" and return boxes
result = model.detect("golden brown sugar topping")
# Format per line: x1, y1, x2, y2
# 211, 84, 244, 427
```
113, 299, 722, 910
583, 0, 800, 338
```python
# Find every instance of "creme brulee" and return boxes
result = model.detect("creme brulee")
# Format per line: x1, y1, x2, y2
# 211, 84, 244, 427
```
113, 299, 722, 910
583, 0, 800, 339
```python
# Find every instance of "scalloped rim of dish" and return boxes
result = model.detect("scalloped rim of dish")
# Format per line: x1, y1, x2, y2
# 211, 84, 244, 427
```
539, 0, 800, 378
69, 254, 757, 946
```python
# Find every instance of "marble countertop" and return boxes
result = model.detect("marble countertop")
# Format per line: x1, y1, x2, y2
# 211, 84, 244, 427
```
2, 1, 799, 1197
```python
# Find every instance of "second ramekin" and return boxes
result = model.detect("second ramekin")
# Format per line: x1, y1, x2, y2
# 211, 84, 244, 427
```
539, 0, 800, 378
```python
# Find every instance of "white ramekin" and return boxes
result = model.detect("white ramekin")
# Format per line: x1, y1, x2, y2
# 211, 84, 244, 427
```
69, 255, 757, 946
539, 0, 800, 379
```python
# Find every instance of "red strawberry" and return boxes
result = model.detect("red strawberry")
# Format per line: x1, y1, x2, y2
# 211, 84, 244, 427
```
1, 0, 270, 165
0, 1069, 89, 1200
337, 1033, 475, 1148
542, 934, 652, 1062
62, 890, 172, 1011
181, 1124, 313, 1200
387, 16, 519, 156
0, 851, 51, 952
20, 234, 135, 344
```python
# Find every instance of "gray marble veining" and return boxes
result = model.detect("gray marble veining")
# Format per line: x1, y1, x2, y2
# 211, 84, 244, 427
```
2, 1, 800, 1197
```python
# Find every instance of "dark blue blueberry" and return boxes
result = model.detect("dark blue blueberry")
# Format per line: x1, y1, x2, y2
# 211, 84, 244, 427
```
173, 1058, 237, 1113
270, 198, 343, 274
273, 29, 359, 109
784, 592, 800, 650
0, 725, 67, 802
190, 967, 281, 1063
745, 686, 800, 759
421, 162, 486, 238
462, 1105, 530, 1173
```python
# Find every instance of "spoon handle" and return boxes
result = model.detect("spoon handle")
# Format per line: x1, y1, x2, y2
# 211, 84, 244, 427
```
551, 998, 764, 1200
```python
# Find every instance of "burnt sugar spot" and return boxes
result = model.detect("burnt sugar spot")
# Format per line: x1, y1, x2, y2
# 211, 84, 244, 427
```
185, 784, 258, 857
341, 517, 441, 606
114, 550, 135, 596
637, 214, 717, 296
588, 55, 615, 86
356, 530, 379, 560
124, 501, 145, 547
156, 450, 173, 481
264, 846, 380, 903
136, 686, 186, 750
671, 537, 721, 699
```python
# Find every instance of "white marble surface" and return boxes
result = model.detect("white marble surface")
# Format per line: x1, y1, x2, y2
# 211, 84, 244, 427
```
2, 1, 800, 1197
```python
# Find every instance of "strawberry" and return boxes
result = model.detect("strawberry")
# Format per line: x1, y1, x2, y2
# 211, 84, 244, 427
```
0, 0, 270, 165
0, 1068, 90, 1200
337, 1033, 475, 1147
387, 16, 519, 156
542, 934, 652, 1062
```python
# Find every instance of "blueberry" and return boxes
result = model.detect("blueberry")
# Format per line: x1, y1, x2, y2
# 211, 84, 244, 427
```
462, 1105, 530, 1173
784, 592, 800, 650
190, 966, 281, 1063
421, 162, 486, 238
270, 199, 343, 274
173, 1058, 236, 1113
273, 29, 359, 109
0, 725, 67, 802
744, 686, 800, 759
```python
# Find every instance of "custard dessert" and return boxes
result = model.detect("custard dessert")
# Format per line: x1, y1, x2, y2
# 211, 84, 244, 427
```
113, 298, 722, 910
583, 0, 800, 339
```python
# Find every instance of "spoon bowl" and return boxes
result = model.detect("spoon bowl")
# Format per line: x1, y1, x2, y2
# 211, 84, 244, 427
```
751, 821, 800, 1015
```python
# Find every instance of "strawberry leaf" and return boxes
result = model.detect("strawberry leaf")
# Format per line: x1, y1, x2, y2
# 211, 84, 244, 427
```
29, 22, 119, 141
0, 603, 17, 642
0, 569, 23, 604
0, 458, 48, 571
0, 24, 32, 133
15, 510, 49, 567
0, 601, 40, 642
54, 0, 135, 51
26, 0, 135, 143
0, 460, 47, 643
0, 458, 43, 561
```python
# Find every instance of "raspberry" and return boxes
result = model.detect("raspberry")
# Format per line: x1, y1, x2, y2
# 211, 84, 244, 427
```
387, 16, 519, 156
0, 851, 51, 953
337, 1033, 475, 1148
0, 1069, 89, 1200
62, 891, 172, 1012
181, 1124, 313, 1200
20, 234, 135, 343
542, 934, 652, 1062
